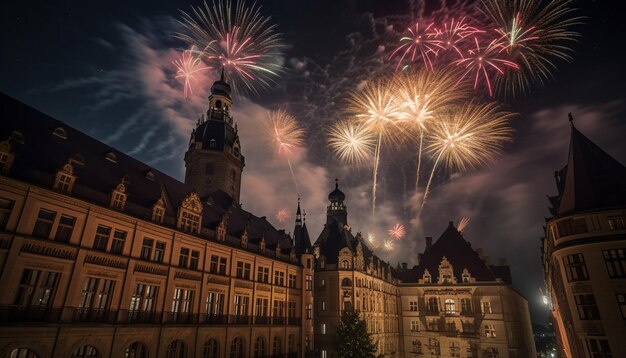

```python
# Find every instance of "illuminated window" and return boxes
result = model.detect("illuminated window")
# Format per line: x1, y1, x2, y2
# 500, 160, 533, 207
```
608, 216, 624, 230
484, 324, 496, 338
445, 299, 456, 314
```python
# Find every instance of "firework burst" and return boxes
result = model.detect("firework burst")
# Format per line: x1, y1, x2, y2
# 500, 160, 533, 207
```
422, 101, 515, 209
383, 239, 395, 252
367, 233, 380, 249
173, 47, 211, 98
457, 216, 471, 233
480, 0, 582, 97
177, 0, 284, 95
388, 223, 406, 241
389, 22, 443, 71
276, 209, 289, 223
433, 17, 483, 60
327, 121, 377, 165
453, 37, 520, 97
264, 109, 305, 193
346, 80, 403, 217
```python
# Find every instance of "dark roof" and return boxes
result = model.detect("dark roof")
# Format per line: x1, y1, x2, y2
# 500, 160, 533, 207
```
0, 92, 292, 252
193, 117, 238, 151
293, 221, 312, 254
556, 124, 626, 215
328, 179, 345, 202
397, 222, 498, 283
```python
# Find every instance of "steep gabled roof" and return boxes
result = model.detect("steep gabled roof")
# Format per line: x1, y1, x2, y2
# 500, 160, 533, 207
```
0, 92, 292, 251
314, 221, 355, 264
398, 222, 496, 283
557, 125, 626, 215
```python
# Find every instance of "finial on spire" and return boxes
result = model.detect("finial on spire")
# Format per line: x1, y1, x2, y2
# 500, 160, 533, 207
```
568, 112, 574, 126
335, 178, 339, 189
303, 210, 306, 222
220, 67, 225, 82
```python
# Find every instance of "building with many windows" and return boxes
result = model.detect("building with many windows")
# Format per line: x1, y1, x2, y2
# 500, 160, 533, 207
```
0, 77, 315, 358
543, 118, 626, 357
0, 74, 536, 358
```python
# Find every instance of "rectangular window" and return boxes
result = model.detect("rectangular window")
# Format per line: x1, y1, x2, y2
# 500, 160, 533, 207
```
587, 339, 612, 358
320, 323, 326, 335
152, 206, 165, 223
57, 174, 73, 192
306, 304, 312, 319
234, 295, 249, 316
190, 250, 200, 270
172, 288, 194, 315
409, 301, 418, 311
0, 198, 15, 230
273, 299, 285, 318
111, 192, 125, 209
54, 215, 75, 243
481, 301, 492, 314
484, 324, 496, 337
180, 211, 200, 234
616, 294, 626, 319
93, 225, 110, 252
154, 242, 166, 263
603, 249, 626, 278
305, 275, 313, 290
564, 253, 589, 281
608, 216, 625, 230
110, 229, 126, 254
79, 277, 99, 309
557, 218, 588, 237
257, 266, 270, 283
97, 279, 115, 310
274, 271, 285, 286
32, 209, 56, 238
255, 297, 269, 317
461, 298, 471, 313
288, 301, 296, 318
209, 255, 227, 274
411, 320, 419, 332
179, 248, 190, 268
141, 238, 154, 260
129, 284, 158, 319
14, 269, 40, 306
288, 273, 297, 288
206, 291, 224, 316
575, 294, 601, 320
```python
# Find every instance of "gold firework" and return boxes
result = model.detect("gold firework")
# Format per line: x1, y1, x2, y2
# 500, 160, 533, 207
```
327, 121, 377, 165
264, 109, 305, 157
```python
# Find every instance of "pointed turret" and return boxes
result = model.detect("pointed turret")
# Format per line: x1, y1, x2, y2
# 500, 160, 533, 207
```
556, 115, 626, 215
293, 197, 312, 254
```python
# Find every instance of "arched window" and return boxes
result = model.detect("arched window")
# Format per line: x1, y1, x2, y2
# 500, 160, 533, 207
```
229, 337, 244, 358
216, 100, 222, 109
9, 348, 39, 358
124, 342, 147, 358
166, 340, 187, 358
203, 339, 219, 358
253, 337, 264, 358
340, 260, 349, 269
445, 299, 456, 314
341, 278, 352, 287
71, 345, 98, 357
272, 336, 282, 356
288, 334, 295, 353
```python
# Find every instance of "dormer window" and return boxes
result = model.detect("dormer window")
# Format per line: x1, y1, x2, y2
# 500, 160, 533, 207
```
462, 268, 472, 283
54, 161, 76, 193
105, 151, 117, 163
145, 170, 155, 181
438, 256, 456, 284
152, 194, 166, 224
422, 269, 432, 283
209, 139, 216, 148
0, 140, 15, 174
178, 192, 202, 234
52, 126, 68, 139
110, 180, 127, 210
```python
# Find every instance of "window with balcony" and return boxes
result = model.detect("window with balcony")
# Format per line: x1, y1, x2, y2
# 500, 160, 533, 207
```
171, 288, 194, 321
273, 300, 285, 318
129, 284, 157, 321
32, 209, 56, 238
288, 301, 296, 318
206, 291, 224, 318
564, 253, 589, 281
603, 249, 626, 278
14, 269, 59, 308
255, 297, 268, 318
575, 294, 601, 320
78, 277, 115, 320
233, 295, 249, 317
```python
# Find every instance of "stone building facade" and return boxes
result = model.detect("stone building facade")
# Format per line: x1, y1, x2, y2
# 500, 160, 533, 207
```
543, 120, 626, 357
0, 77, 535, 358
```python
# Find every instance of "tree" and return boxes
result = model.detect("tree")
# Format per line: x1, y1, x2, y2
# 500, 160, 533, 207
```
334, 310, 379, 358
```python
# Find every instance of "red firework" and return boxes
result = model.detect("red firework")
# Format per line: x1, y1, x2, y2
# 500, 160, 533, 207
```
452, 37, 519, 96
389, 22, 443, 71
173, 47, 210, 98
433, 17, 484, 60
388, 223, 406, 241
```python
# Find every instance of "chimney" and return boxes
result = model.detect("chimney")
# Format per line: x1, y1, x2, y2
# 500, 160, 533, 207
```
425, 236, 432, 249
499, 258, 508, 266
402, 262, 408, 271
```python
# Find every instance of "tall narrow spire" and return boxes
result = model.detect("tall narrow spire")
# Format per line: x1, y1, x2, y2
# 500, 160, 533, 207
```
220, 67, 225, 82
295, 195, 302, 227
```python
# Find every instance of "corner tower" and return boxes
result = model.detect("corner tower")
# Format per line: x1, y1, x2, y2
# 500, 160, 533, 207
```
184, 71, 245, 201
327, 179, 347, 225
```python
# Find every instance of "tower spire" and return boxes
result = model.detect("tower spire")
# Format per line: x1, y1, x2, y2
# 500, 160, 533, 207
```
220, 67, 225, 82
568, 112, 574, 127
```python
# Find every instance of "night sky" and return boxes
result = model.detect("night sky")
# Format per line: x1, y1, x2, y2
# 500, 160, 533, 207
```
2, 0, 625, 324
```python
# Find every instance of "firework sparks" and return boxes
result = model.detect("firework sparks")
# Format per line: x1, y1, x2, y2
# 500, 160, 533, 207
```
327, 121, 377, 165
422, 101, 515, 210
173, 47, 210, 98
389, 22, 443, 71
434, 17, 483, 60
276, 209, 289, 223
367, 233, 380, 249
383, 239, 395, 252
480, 0, 582, 97
457, 216, 471, 233
453, 37, 519, 97
388, 223, 406, 241
177, 0, 284, 95
264, 109, 305, 192
346, 80, 403, 218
